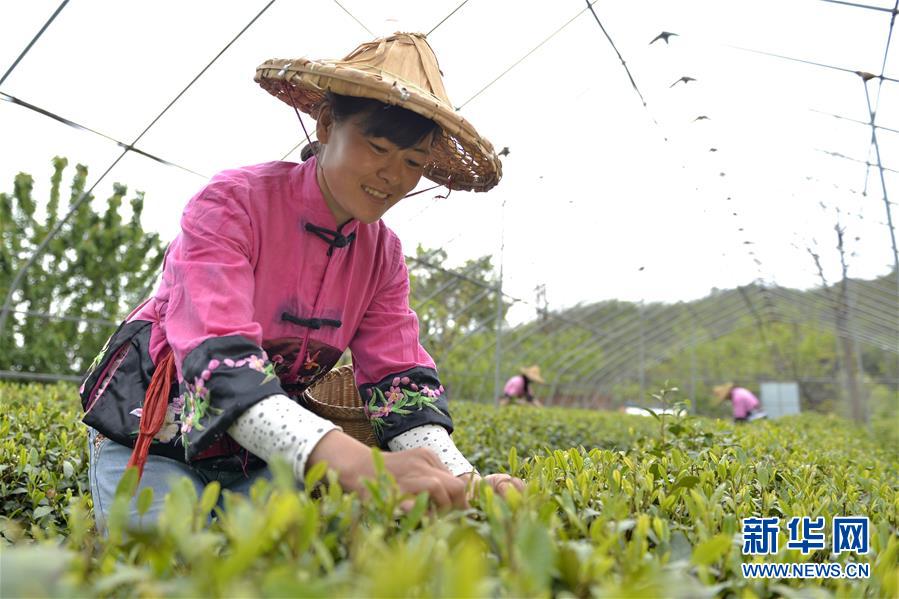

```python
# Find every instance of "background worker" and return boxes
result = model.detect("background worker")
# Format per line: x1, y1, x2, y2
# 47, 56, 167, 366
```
714, 382, 767, 422
500, 365, 545, 407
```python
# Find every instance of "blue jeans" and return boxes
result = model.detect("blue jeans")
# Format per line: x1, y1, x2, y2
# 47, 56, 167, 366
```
87, 427, 272, 533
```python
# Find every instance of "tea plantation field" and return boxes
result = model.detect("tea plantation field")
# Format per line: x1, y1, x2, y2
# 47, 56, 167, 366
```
1, 382, 897, 598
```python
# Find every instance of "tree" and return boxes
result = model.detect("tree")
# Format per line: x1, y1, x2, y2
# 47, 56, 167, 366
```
408, 245, 505, 354
0, 157, 166, 377
407, 245, 509, 400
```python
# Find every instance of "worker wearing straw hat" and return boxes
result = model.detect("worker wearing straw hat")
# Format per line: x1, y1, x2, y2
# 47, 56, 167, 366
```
713, 382, 766, 422
501, 365, 546, 407
80, 32, 520, 532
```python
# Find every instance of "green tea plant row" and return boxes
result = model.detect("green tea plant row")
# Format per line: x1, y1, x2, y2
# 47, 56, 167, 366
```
0, 383, 89, 534
1, 382, 897, 598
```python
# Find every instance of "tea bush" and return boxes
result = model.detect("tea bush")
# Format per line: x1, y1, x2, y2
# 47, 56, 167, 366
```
1, 381, 897, 598
0, 383, 89, 537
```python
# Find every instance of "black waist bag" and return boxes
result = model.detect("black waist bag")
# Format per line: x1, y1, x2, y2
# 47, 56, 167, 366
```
80, 319, 264, 471
80, 319, 157, 450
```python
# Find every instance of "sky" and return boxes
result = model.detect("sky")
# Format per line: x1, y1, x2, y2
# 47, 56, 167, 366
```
1, 0, 897, 325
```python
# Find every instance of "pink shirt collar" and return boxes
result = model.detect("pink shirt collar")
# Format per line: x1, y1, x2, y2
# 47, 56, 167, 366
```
295, 156, 360, 237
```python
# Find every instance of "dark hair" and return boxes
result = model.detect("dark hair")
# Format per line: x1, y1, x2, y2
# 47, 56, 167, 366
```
326, 91, 440, 149
300, 141, 320, 161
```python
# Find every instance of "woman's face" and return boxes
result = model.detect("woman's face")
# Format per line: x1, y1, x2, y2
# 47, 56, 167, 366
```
315, 107, 434, 225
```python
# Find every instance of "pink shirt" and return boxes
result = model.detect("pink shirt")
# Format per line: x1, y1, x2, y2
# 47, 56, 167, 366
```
504, 374, 525, 397
731, 387, 760, 419
86, 158, 451, 461
130, 158, 435, 390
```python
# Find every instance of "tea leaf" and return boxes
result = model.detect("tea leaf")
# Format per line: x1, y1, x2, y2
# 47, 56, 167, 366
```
304, 460, 328, 492
199, 481, 221, 514
671, 475, 700, 493
32, 505, 53, 519
691, 533, 732, 566
136, 487, 154, 516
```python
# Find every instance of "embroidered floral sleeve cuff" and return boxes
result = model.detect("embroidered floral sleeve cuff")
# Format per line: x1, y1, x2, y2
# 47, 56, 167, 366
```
387, 424, 476, 477
358, 366, 453, 449
178, 335, 285, 460
228, 393, 340, 480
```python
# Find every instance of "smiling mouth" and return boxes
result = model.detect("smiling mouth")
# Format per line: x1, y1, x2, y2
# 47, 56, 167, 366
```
362, 184, 389, 201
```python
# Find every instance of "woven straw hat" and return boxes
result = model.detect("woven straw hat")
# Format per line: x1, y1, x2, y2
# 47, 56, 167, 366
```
520, 365, 545, 384
712, 382, 735, 402
255, 32, 502, 193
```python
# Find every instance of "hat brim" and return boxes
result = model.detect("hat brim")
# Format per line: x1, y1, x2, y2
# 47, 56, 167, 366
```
520, 367, 545, 384
712, 383, 734, 402
255, 58, 502, 193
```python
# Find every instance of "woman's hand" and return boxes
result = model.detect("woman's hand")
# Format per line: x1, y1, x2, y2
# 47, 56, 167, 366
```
308, 430, 468, 510
457, 471, 525, 499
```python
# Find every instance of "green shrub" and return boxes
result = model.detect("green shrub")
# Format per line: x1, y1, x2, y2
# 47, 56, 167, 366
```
1, 381, 896, 598
868, 382, 899, 449
0, 382, 89, 539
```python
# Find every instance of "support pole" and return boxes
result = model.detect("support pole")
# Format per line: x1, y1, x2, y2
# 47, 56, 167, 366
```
492, 199, 506, 405
638, 302, 645, 401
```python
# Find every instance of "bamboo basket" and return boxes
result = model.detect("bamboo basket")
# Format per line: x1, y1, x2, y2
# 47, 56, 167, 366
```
303, 364, 377, 447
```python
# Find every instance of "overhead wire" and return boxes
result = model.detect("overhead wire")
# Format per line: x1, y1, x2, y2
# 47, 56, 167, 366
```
861, 0, 897, 194
332, 0, 374, 36
816, 148, 899, 173
128, 0, 278, 155
456, 1, 597, 109
0, 0, 279, 339
728, 44, 899, 82
583, 0, 647, 107
280, 0, 469, 160
427, 0, 470, 36
0, 92, 208, 178
443, 0, 665, 338
809, 108, 899, 135
819, 0, 898, 13
0, 0, 70, 87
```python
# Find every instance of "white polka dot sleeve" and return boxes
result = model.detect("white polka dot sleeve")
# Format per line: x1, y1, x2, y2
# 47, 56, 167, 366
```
227, 394, 341, 482
387, 424, 477, 477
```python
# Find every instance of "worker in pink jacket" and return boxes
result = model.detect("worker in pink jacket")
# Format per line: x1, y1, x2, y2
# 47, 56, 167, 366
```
713, 383, 766, 422
80, 33, 521, 531
501, 365, 545, 406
